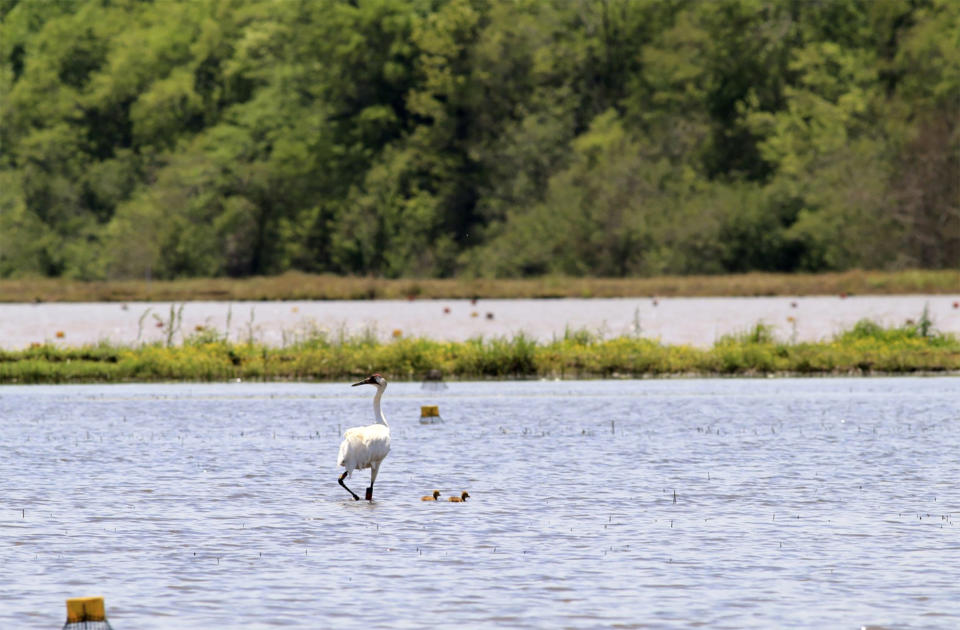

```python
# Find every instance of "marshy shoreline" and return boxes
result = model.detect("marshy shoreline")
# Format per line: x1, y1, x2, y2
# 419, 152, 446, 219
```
2, 269, 959, 303
2, 319, 957, 384
3, 271, 956, 384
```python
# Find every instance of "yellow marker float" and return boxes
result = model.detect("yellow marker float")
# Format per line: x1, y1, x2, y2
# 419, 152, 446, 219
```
64, 596, 113, 629
419, 405, 443, 424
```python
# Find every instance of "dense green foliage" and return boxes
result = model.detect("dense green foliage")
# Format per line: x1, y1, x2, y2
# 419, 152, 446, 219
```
1, 318, 957, 383
1, 0, 957, 280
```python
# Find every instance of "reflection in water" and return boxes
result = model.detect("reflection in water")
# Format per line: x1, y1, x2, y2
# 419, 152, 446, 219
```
1, 379, 959, 628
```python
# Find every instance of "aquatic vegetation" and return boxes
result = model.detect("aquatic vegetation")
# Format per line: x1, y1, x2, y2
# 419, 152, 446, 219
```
0, 319, 957, 384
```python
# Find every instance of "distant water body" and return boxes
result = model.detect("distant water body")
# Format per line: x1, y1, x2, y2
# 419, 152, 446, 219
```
2, 378, 958, 628
1, 295, 958, 348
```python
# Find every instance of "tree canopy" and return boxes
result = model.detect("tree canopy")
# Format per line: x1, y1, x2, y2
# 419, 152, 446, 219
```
1, 0, 957, 280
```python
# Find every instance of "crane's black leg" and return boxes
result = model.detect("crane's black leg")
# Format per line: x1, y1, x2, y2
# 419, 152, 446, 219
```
366, 463, 379, 501
339, 471, 360, 501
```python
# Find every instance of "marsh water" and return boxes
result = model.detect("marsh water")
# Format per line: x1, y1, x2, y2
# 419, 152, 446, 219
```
3, 295, 959, 348
2, 378, 959, 628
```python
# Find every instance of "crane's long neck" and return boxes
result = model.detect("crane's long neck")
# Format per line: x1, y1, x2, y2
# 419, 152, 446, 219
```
372, 384, 388, 426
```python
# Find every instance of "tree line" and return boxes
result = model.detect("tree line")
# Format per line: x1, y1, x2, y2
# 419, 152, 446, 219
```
1, 0, 957, 280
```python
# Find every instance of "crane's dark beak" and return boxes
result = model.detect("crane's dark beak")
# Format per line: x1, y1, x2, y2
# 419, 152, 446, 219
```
352, 376, 375, 387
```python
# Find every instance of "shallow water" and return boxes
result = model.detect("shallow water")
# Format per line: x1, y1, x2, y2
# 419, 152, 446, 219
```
2, 378, 959, 629
2, 294, 959, 348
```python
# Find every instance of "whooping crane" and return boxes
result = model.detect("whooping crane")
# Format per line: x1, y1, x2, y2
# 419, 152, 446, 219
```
448, 491, 470, 502
337, 374, 391, 501
421, 490, 441, 501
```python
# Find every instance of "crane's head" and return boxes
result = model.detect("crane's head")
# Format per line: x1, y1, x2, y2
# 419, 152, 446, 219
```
352, 373, 386, 388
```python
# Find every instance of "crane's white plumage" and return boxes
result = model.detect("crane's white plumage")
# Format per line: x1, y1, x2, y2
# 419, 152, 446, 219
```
337, 424, 390, 473
337, 374, 391, 501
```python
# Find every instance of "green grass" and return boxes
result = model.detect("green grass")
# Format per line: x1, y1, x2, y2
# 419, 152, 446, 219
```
1, 269, 958, 302
1, 319, 958, 384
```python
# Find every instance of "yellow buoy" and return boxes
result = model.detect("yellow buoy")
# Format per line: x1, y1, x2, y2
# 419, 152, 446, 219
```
419, 405, 443, 425
65, 597, 113, 628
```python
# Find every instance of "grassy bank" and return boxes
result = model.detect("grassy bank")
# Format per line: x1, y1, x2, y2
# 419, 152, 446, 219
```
1, 319, 957, 384
1, 270, 958, 303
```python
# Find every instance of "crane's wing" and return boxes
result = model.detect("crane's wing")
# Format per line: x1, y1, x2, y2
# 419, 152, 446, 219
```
337, 424, 390, 471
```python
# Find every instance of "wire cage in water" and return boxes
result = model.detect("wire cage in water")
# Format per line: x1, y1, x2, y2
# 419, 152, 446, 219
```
63, 597, 114, 630
421, 368, 448, 391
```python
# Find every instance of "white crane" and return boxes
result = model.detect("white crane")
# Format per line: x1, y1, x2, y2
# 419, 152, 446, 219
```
337, 373, 391, 501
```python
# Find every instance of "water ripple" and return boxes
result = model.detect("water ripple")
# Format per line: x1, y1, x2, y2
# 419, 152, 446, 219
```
2, 378, 959, 628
